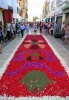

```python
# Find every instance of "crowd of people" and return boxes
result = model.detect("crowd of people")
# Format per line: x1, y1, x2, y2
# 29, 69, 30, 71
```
39, 21, 69, 44
0, 21, 30, 54
0, 21, 69, 54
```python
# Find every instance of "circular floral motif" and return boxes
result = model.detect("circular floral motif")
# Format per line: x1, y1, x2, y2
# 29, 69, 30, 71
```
13, 50, 57, 62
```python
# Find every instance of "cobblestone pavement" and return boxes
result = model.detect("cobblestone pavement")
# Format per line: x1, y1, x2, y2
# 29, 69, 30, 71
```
0, 30, 69, 100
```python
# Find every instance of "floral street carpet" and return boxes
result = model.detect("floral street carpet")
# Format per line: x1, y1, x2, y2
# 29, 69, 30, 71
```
0, 35, 69, 97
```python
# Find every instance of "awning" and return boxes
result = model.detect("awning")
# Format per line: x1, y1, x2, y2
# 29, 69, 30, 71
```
62, 3, 69, 10
45, 18, 48, 22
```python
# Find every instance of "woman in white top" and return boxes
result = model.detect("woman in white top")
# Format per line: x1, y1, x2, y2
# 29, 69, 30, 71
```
7, 22, 11, 40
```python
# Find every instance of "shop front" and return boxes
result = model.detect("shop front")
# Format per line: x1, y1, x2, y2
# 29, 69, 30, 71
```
51, 17, 55, 23
65, 13, 69, 23
62, 3, 69, 23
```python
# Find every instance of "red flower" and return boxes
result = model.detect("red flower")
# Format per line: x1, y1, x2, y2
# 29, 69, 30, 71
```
0, 35, 69, 97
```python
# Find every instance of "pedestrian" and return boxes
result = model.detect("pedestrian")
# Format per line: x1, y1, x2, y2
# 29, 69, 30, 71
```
0, 21, 3, 43
61, 21, 65, 41
33, 22, 37, 32
44, 23, 48, 35
12, 21, 16, 36
20, 23, 25, 38
53, 22, 58, 35
63, 23, 69, 44
26, 23, 29, 33
3, 23, 7, 42
7, 22, 11, 40
0, 44, 2, 54
16, 23, 19, 34
10, 22, 14, 39
49, 23, 53, 35
39, 21, 42, 33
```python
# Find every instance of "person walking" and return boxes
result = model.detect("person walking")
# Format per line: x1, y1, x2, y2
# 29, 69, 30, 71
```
44, 23, 48, 35
20, 23, 25, 38
10, 22, 14, 39
33, 22, 37, 32
61, 21, 65, 41
26, 23, 29, 33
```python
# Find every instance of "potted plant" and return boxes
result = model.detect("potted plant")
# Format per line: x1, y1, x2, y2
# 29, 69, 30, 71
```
54, 31, 62, 38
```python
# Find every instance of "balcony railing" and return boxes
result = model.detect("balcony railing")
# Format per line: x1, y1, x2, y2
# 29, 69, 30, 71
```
67, 0, 69, 3
56, 0, 65, 6
51, 0, 55, 9
51, 3, 54, 9
56, 0, 62, 4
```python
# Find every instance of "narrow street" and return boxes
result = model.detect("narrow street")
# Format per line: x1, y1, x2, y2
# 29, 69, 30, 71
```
0, 0, 69, 99
0, 29, 69, 100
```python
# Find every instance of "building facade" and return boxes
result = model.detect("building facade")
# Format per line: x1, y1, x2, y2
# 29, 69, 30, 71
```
18, 0, 28, 22
0, 0, 17, 24
42, 0, 50, 21
0, 0, 28, 24
45, 0, 69, 29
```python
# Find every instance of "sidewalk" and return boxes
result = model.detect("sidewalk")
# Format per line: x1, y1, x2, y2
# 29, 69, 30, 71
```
0, 36, 24, 70
52, 35, 69, 51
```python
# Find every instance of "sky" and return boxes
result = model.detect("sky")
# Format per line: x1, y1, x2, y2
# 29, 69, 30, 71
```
28, 0, 45, 18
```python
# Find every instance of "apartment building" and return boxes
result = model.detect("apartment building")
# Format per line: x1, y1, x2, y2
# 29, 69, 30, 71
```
42, 0, 50, 21
22, 0, 28, 22
45, 0, 69, 29
0, 0, 17, 24
18, 0, 28, 22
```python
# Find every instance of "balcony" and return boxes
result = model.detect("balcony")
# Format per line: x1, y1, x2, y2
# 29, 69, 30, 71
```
51, 2, 54, 10
18, 9, 23, 15
25, 12, 28, 18
56, 0, 65, 6
22, 3, 28, 10
67, 0, 69, 3
62, 3, 69, 10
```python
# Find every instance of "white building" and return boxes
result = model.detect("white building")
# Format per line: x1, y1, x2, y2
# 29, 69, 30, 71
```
46, 0, 69, 29
0, 0, 18, 24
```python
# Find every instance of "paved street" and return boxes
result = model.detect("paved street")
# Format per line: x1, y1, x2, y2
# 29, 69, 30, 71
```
0, 29, 69, 100
0, 0, 69, 99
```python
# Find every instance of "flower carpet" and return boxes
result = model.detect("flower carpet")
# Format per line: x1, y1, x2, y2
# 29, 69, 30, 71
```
0, 35, 69, 98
